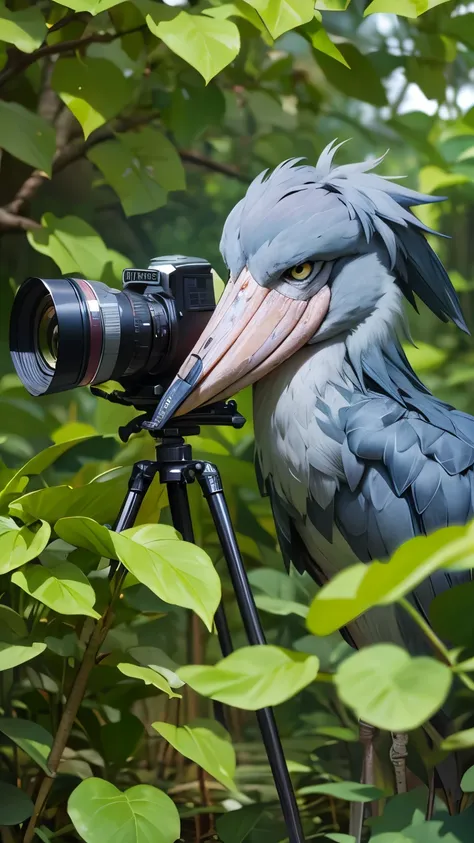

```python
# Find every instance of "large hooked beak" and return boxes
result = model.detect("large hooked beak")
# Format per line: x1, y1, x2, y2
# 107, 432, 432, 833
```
144, 268, 331, 430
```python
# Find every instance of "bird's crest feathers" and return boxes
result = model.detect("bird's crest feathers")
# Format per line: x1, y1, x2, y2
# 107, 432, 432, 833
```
221, 140, 467, 332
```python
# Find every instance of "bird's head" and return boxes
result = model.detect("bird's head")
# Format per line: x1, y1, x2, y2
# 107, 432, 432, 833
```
153, 141, 466, 426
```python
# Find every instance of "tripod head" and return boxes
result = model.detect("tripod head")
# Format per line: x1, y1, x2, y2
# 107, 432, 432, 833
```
90, 385, 246, 442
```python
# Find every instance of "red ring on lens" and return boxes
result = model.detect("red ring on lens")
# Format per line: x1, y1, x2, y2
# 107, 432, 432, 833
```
74, 280, 104, 386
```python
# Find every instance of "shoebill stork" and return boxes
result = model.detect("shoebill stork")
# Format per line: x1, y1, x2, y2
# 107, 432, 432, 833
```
153, 142, 473, 813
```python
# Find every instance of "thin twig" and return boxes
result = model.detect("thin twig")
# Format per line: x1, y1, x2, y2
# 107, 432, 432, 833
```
0, 25, 147, 89
22, 609, 115, 843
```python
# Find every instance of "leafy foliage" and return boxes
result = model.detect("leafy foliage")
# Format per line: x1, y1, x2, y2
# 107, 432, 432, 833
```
2, 1, 474, 842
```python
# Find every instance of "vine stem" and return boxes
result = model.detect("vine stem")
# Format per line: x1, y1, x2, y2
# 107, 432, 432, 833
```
22, 608, 114, 843
398, 598, 451, 663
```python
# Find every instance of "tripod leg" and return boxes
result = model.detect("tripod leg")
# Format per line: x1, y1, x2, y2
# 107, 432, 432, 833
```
108, 461, 158, 580
115, 461, 157, 531
167, 482, 231, 728
196, 463, 305, 843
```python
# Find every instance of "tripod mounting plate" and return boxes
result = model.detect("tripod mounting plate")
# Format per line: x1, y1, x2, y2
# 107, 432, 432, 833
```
112, 399, 246, 443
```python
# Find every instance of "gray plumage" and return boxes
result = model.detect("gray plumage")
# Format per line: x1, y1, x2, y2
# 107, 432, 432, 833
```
220, 141, 472, 654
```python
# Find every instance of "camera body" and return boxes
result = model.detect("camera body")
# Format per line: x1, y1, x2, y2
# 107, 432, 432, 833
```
9, 255, 216, 401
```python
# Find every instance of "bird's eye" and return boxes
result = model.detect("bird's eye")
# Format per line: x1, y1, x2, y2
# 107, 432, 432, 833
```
287, 262, 313, 282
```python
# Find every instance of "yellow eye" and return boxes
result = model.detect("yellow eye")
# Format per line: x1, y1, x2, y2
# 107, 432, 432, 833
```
289, 262, 313, 281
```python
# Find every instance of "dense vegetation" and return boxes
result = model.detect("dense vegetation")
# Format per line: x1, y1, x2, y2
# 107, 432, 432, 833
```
4, 0, 474, 841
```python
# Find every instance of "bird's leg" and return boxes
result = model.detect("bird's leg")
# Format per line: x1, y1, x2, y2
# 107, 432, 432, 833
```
349, 720, 379, 841
390, 732, 409, 794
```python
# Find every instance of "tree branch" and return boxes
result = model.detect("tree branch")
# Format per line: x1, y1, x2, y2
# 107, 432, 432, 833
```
179, 149, 250, 183
0, 112, 249, 232
0, 24, 147, 89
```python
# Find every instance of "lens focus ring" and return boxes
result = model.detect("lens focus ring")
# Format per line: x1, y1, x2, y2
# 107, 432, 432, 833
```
90, 282, 121, 384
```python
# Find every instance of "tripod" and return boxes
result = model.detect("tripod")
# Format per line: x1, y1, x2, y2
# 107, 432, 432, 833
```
114, 399, 306, 843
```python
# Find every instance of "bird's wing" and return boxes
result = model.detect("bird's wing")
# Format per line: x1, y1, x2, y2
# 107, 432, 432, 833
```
331, 392, 474, 620
335, 392, 474, 560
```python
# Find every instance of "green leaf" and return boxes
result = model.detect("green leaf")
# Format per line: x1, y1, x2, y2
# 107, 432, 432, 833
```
315, 0, 351, 8
203, 2, 264, 31
148, 12, 240, 84
55, 518, 221, 631
0, 520, 50, 575
12, 562, 100, 619
68, 779, 180, 843
430, 580, 474, 648
325, 834, 356, 843
88, 128, 185, 216
10, 468, 129, 526
0, 717, 53, 774
307, 526, 473, 636
245, 0, 314, 39
0, 1, 46, 53
152, 719, 236, 791
164, 82, 226, 147
0, 640, 46, 671
418, 166, 469, 195
335, 644, 452, 731
0, 101, 55, 175
179, 645, 319, 710
365, 0, 449, 16
51, 423, 98, 444
117, 663, 181, 699
315, 43, 387, 107
298, 781, 384, 802
27, 214, 129, 282
461, 765, 474, 793
254, 594, 308, 618
216, 805, 267, 843
0, 436, 97, 510
0, 782, 33, 826
52, 57, 133, 139
54, 0, 128, 12
129, 646, 184, 688
441, 727, 474, 751
402, 342, 448, 372
101, 714, 144, 767
304, 20, 350, 67
0, 604, 27, 639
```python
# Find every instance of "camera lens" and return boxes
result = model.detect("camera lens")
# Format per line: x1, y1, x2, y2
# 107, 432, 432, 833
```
9, 276, 170, 396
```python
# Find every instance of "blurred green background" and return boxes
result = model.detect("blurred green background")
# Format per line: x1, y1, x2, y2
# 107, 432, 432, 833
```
3, 0, 474, 838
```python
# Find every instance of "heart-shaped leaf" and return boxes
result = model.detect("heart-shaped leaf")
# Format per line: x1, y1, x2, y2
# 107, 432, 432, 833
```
68, 779, 180, 843
56, 518, 220, 630
52, 57, 133, 139
9, 469, 129, 526
88, 128, 185, 217
0, 606, 46, 671
0, 436, 97, 510
307, 526, 473, 636
148, 12, 240, 84
0, 717, 53, 774
0, 1, 46, 53
441, 727, 474, 751
117, 663, 181, 699
245, 0, 314, 39
179, 645, 319, 709
0, 519, 50, 575
11, 562, 100, 619
0, 101, 55, 175
153, 719, 236, 791
335, 644, 452, 731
